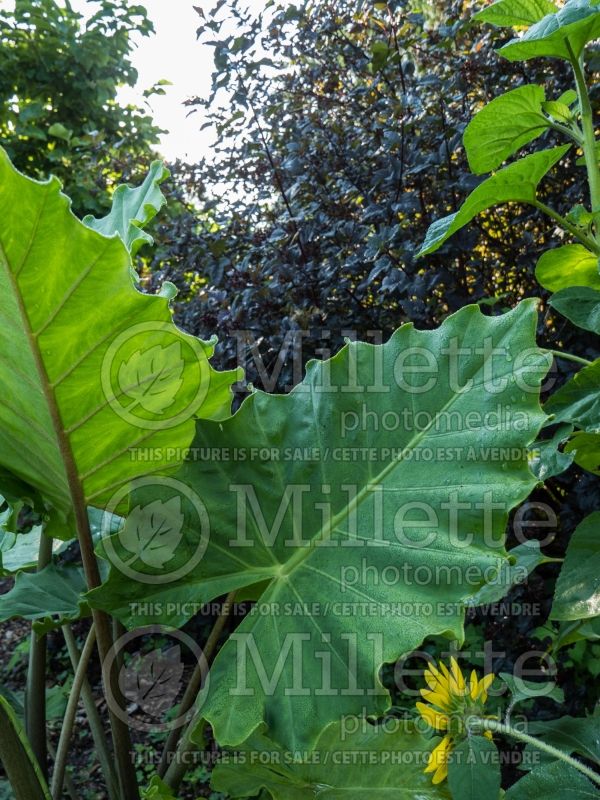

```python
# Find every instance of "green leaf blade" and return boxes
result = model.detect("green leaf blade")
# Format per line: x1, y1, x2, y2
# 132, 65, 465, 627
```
83, 161, 170, 256
464, 85, 549, 174
90, 301, 549, 751
474, 0, 559, 28
545, 359, 600, 431
447, 736, 501, 800
417, 146, 569, 257
550, 287, 600, 333
0, 697, 51, 800
0, 148, 239, 529
536, 244, 600, 292
499, 0, 600, 62
551, 512, 600, 621
506, 759, 600, 799
0, 563, 88, 634
211, 721, 452, 799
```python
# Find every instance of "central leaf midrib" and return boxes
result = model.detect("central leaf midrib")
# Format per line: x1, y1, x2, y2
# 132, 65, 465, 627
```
0, 193, 98, 580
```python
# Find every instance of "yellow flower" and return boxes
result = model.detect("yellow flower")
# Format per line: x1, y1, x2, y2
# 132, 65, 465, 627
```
418, 658, 495, 784
424, 734, 452, 784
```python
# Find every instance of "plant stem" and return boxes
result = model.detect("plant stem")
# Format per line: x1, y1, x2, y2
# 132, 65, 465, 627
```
471, 717, 600, 786
50, 625, 97, 800
533, 200, 600, 253
46, 740, 76, 800
4, 217, 139, 799
61, 626, 119, 800
548, 349, 592, 367
548, 120, 583, 147
72, 506, 139, 800
25, 532, 53, 780
570, 49, 600, 221
161, 593, 237, 789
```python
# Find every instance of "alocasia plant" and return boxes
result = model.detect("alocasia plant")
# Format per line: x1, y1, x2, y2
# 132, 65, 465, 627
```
1, 1, 600, 796
0, 146, 239, 799
91, 300, 550, 754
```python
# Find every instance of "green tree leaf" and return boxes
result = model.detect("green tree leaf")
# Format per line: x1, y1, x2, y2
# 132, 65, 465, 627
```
536, 244, 600, 291
506, 760, 599, 799
0, 149, 239, 531
550, 287, 600, 333
83, 161, 170, 256
526, 715, 600, 767
90, 301, 549, 751
551, 512, 600, 621
47, 123, 71, 142
467, 541, 558, 606
0, 527, 64, 575
464, 85, 549, 174
474, 0, 559, 29
0, 563, 88, 635
499, 670, 564, 707
448, 736, 501, 800
211, 721, 451, 799
499, 0, 600, 62
564, 431, 600, 474
417, 146, 569, 257
141, 776, 177, 799
542, 100, 574, 123
529, 424, 575, 480
545, 360, 600, 431
0, 0, 161, 215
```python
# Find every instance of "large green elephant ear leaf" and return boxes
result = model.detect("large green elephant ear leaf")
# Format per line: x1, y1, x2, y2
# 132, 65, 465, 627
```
499, 0, 600, 62
474, 0, 558, 28
0, 563, 88, 635
211, 721, 451, 799
83, 161, 169, 257
0, 148, 240, 532
89, 300, 549, 751
416, 145, 569, 257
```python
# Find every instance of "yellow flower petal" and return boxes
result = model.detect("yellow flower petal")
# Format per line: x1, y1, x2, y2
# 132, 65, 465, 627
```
420, 687, 452, 712
425, 737, 452, 784
484, 730, 493, 741
439, 660, 462, 695
425, 735, 452, 772
450, 657, 466, 692
439, 661, 452, 681
477, 672, 494, 702
432, 762, 449, 784
469, 670, 479, 701
416, 702, 449, 730
424, 663, 443, 690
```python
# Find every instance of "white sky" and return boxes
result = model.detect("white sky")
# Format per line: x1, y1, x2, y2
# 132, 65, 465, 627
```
68, 0, 263, 162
